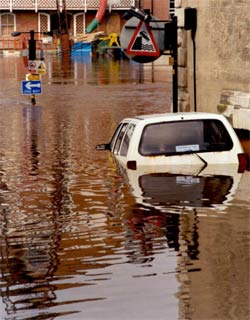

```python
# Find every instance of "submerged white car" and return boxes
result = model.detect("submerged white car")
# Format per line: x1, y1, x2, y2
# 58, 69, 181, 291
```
96, 112, 246, 171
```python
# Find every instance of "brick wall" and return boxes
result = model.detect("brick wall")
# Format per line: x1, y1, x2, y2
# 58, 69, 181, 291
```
16, 12, 38, 33
143, 0, 169, 20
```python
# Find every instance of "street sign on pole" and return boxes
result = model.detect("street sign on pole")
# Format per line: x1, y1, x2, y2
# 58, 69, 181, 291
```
126, 20, 160, 57
28, 60, 46, 75
21, 80, 42, 95
120, 16, 165, 63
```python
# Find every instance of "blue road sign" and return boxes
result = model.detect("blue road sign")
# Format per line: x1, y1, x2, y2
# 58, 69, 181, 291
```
21, 80, 42, 95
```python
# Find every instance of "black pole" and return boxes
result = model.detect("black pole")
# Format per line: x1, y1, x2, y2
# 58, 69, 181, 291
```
192, 36, 197, 112
28, 30, 37, 106
172, 16, 178, 113
29, 30, 36, 60
191, 21, 197, 112
184, 7, 197, 112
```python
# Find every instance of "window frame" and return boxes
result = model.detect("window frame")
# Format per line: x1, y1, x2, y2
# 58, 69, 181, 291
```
112, 123, 130, 155
38, 12, 51, 33
0, 13, 16, 36
73, 13, 85, 37
119, 123, 135, 156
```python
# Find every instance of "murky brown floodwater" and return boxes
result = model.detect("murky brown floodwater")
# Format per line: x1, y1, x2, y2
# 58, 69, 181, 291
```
0, 55, 249, 320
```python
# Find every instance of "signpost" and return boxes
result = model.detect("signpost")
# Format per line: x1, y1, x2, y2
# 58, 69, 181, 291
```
121, 7, 197, 113
120, 13, 178, 112
120, 16, 165, 63
126, 20, 160, 57
12, 29, 51, 106
28, 60, 46, 75
21, 80, 42, 95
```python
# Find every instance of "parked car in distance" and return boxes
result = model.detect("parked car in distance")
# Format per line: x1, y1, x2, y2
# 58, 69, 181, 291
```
96, 112, 246, 171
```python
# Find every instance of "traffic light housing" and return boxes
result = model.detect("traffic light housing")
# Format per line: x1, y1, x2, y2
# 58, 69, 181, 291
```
184, 7, 197, 38
164, 20, 176, 51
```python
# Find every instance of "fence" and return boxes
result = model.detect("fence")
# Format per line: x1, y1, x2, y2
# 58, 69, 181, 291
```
0, 37, 21, 51
0, 36, 58, 54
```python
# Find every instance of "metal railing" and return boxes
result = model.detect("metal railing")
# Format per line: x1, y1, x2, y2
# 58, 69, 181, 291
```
0, 37, 58, 52
0, 37, 21, 50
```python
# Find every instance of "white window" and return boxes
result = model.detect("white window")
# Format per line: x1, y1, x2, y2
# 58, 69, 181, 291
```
73, 13, 85, 37
38, 13, 50, 33
0, 13, 15, 36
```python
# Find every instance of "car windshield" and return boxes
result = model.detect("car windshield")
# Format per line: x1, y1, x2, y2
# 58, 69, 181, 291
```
139, 119, 233, 156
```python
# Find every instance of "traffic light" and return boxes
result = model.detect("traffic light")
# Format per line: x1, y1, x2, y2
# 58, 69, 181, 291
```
164, 19, 177, 51
164, 22, 173, 50
184, 7, 197, 38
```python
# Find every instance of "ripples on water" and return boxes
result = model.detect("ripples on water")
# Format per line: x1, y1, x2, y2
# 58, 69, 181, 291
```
0, 56, 249, 320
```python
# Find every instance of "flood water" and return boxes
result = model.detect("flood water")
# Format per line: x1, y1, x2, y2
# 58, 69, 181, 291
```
0, 54, 249, 320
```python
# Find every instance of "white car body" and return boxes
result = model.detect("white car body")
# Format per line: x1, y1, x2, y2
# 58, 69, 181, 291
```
97, 112, 245, 171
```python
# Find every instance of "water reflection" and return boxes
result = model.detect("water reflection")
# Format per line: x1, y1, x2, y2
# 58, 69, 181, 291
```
124, 205, 186, 264
44, 54, 170, 86
23, 106, 42, 174
0, 56, 249, 320
120, 164, 243, 213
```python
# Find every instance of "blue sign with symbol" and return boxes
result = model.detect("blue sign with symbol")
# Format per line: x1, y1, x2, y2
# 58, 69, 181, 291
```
21, 80, 42, 95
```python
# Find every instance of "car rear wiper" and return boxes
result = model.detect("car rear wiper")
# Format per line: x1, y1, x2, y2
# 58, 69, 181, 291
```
195, 152, 208, 167
175, 150, 208, 174
194, 153, 208, 174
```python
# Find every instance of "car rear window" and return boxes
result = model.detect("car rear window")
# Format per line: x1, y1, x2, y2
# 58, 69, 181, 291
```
139, 119, 234, 156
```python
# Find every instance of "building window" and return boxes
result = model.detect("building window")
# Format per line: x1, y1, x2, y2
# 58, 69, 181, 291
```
38, 13, 50, 33
0, 13, 15, 36
73, 13, 85, 37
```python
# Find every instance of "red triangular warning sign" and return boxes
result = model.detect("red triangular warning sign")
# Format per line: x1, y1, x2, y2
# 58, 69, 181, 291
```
126, 20, 160, 57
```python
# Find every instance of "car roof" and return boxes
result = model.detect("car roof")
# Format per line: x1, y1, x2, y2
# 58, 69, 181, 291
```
122, 112, 227, 124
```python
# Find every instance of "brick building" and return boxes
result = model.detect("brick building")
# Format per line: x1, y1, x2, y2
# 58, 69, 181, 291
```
0, 0, 171, 51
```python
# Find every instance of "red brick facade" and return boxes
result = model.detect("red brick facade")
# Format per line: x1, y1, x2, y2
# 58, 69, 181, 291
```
143, 0, 169, 20
0, 1, 171, 50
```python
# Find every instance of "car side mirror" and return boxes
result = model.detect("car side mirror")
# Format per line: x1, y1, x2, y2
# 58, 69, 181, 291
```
96, 143, 110, 151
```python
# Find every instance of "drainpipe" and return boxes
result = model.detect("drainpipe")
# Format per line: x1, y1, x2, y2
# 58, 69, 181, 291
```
86, 0, 108, 33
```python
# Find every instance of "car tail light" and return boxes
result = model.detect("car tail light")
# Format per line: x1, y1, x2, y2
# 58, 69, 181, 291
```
127, 161, 137, 170
238, 153, 247, 173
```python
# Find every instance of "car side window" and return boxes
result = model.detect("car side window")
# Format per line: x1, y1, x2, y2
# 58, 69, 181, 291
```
119, 123, 135, 156
113, 123, 129, 155
110, 123, 123, 151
